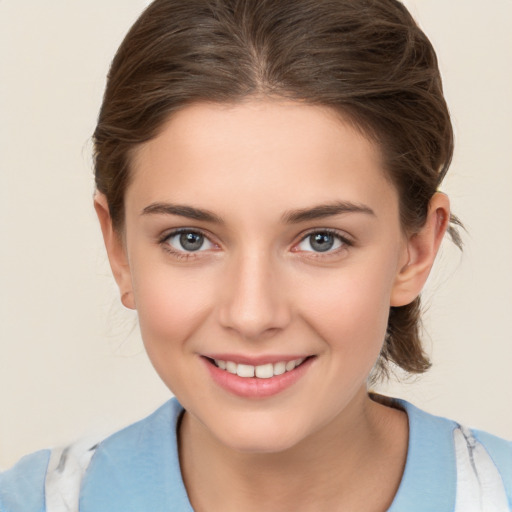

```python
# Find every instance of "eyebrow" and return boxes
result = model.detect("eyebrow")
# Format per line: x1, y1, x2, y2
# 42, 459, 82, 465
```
141, 200, 375, 224
141, 203, 224, 224
281, 201, 375, 223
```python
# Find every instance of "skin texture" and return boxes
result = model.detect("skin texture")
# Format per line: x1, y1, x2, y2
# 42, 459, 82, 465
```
95, 100, 450, 511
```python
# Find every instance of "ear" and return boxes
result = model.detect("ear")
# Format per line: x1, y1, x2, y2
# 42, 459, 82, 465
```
391, 192, 450, 307
94, 193, 136, 310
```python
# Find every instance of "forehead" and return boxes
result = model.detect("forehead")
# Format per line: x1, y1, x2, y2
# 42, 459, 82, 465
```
127, 100, 398, 221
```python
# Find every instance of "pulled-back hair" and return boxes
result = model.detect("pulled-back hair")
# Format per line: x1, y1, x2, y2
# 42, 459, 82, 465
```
93, 0, 462, 381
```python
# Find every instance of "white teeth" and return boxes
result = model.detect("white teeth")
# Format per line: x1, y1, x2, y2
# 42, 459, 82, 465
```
226, 361, 237, 374
285, 360, 296, 371
237, 364, 255, 378
255, 363, 274, 379
215, 359, 226, 370
273, 361, 286, 376
213, 358, 307, 378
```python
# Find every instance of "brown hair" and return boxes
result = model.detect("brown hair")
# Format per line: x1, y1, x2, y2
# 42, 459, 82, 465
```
93, 0, 462, 381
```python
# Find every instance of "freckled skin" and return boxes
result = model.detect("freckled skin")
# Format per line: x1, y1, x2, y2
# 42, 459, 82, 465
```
96, 100, 449, 511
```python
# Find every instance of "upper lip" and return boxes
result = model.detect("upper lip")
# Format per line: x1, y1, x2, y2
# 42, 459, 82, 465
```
202, 354, 312, 366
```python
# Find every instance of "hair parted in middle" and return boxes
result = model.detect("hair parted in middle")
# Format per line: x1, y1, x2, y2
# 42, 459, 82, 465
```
93, 0, 462, 382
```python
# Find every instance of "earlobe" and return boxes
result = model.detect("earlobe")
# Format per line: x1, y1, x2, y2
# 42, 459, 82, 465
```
390, 192, 450, 307
94, 193, 136, 310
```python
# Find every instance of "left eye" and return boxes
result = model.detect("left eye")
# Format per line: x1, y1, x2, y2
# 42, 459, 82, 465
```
164, 230, 215, 252
296, 231, 346, 253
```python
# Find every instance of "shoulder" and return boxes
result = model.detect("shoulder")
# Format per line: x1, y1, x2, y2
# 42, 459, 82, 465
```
80, 398, 192, 511
395, 399, 512, 511
0, 399, 186, 512
0, 449, 51, 512
404, 401, 511, 478
470, 427, 512, 487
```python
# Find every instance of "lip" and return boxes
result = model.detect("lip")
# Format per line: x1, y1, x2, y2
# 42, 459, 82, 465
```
202, 353, 309, 366
202, 355, 315, 399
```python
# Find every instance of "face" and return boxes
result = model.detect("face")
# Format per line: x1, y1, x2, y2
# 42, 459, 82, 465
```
116, 100, 412, 453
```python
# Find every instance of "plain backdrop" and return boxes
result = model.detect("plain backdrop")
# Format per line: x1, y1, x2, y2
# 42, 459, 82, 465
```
1, 0, 511, 469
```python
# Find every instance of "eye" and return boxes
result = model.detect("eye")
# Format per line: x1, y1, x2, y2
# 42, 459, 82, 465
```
162, 229, 215, 253
295, 230, 351, 254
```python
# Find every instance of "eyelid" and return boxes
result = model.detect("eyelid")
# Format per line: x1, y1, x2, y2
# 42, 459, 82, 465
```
159, 227, 209, 245
158, 227, 218, 259
158, 226, 353, 260
293, 228, 354, 255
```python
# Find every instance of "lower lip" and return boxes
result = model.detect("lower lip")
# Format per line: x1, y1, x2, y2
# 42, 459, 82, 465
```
203, 357, 315, 399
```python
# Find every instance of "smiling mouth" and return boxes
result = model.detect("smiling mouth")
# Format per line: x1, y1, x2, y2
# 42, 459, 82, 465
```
206, 357, 311, 379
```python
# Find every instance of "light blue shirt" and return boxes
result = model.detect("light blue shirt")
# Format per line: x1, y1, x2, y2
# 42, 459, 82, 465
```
1, 398, 511, 511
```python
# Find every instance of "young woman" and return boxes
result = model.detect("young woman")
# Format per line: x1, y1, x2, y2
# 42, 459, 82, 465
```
1, 0, 511, 511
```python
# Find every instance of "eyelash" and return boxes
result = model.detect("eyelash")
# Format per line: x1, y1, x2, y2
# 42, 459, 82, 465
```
158, 228, 216, 261
158, 227, 353, 261
293, 228, 353, 259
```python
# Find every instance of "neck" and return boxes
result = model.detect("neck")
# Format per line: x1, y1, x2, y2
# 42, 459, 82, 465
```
178, 390, 408, 512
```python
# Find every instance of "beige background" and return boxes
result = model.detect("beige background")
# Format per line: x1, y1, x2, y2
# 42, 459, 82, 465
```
1, 0, 511, 469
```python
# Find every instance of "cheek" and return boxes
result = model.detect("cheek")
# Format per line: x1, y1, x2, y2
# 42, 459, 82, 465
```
130, 264, 220, 396
131, 263, 215, 354
298, 265, 394, 354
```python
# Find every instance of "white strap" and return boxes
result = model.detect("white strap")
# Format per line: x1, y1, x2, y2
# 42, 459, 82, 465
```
44, 438, 98, 512
454, 425, 510, 512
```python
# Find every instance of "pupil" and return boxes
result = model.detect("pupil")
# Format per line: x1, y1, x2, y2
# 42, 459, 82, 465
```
311, 233, 334, 252
180, 232, 203, 251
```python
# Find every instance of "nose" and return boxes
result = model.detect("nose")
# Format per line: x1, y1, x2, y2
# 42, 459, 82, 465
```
217, 250, 292, 341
